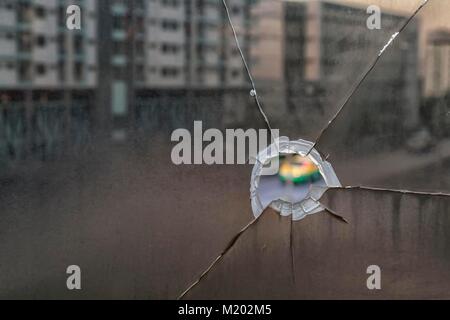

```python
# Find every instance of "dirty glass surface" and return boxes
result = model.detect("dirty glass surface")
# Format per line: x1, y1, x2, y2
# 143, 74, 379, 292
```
0, 0, 449, 299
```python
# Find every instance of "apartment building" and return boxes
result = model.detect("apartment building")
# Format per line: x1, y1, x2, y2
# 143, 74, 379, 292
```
424, 30, 450, 98
0, 0, 97, 162
0, 0, 97, 93
251, 0, 420, 143
0, 0, 255, 158
97, 0, 254, 136
99, 0, 249, 89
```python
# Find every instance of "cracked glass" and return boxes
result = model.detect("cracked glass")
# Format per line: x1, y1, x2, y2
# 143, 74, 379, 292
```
0, 0, 449, 300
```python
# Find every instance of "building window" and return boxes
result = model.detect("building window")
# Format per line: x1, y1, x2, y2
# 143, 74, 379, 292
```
136, 65, 145, 82
35, 6, 46, 19
161, 43, 179, 54
58, 61, 65, 82
18, 62, 32, 82
36, 35, 46, 47
74, 62, 84, 81
36, 64, 47, 76
74, 35, 84, 54
161, 19, 179, 31
161, 67, 180, 77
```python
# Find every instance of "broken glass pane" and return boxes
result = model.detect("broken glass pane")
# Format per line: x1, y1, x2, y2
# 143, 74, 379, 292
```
178, 0, 450, 299
0, 0, 449, 300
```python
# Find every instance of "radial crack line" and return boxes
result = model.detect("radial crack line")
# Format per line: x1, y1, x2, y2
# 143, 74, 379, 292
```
319, 202, 350, 224
330, 185, 450, 197
222, 0, 275, 140
308, 0, 430, 154
289, 217, 296, 285
177, 216, 261, 300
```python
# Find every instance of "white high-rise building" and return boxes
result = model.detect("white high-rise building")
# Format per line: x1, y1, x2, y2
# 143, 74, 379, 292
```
0, 0, 98, 90
0, 0, 253, 92
0, 0, 255, 152
97, 0, 254, 131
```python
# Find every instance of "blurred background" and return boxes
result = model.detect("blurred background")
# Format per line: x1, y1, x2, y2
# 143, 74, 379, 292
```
0, 0, 449, 299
